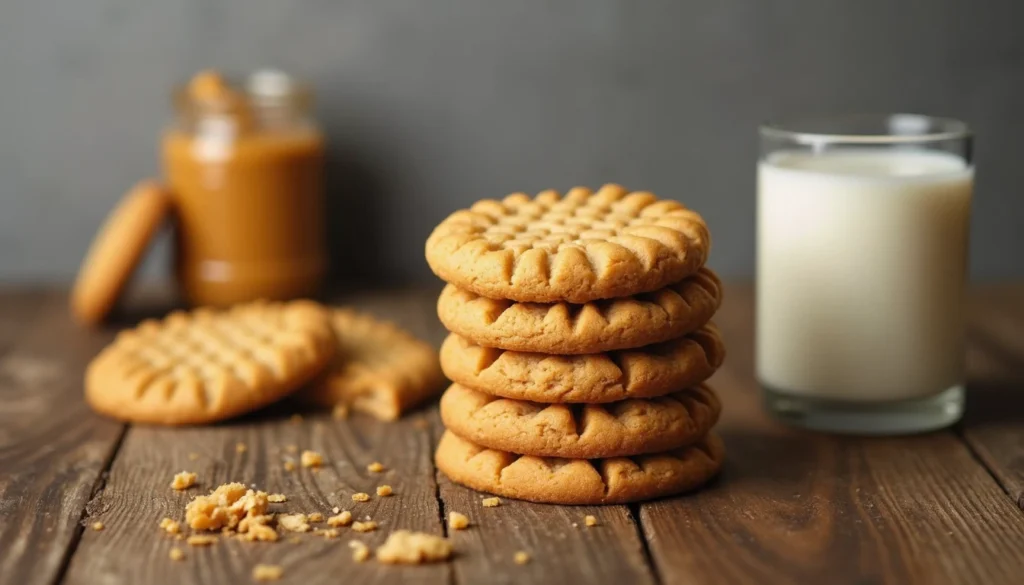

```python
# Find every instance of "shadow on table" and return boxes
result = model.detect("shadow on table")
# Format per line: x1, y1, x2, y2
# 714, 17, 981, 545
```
963, 378, 1024, 426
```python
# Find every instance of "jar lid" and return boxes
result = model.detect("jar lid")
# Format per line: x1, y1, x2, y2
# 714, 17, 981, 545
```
70, 181, 172, 326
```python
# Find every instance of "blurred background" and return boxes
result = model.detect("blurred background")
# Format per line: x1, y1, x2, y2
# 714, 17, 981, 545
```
1, 0, 1022, 286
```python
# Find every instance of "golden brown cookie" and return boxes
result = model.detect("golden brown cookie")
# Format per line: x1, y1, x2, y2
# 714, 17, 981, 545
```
440, 323, 724, 403
301, 308, 444, 420
70, 181, 172, 326
435, 430, 723, 505
425, 184, 710, 303
437, 268, 722, 355
85, 300, 335, 425
440, 383, 721, 458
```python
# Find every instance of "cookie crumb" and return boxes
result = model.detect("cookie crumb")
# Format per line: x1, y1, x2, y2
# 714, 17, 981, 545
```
351, 520, 377, 533
169, 547, 184, 561
283, 461, 296, 472
186, 535, 218, 546
159, 517, 181, 534
91, 521, 104, 531
376, 485, 393, 497
327, 511, 353, 527
185, 483, 270, 539
448, 512, 469, 530
584, 515, 598, 527
319, 528, 340, 539
307, 512, 324, 523
367, 462, 385, 473
300, 450, 323, 468
352, 492, 370, 502
267, 494, 287, 503
278, 514, 310, 533
252, 564, 283, 581
376, 530, 452, 564
482, 497, 500, 508
235, 442, 247, 453
187, 453, 200, 461
171, 471, 198, 490
514, 551, 530, 565
332, 506, 340, 514
349, 540, 371, 562
237, 515, 278, 542
332, 404, 350, 420
290, 414, 304, 424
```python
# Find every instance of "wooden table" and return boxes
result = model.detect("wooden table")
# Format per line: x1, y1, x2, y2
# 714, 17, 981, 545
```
2, 283, 1024, 585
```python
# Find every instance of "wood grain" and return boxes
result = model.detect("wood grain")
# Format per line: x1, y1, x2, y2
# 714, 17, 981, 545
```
62, 290, 451, 585
63, 410, 448, 585
639, 285, 1024, 585
0, 293, 125, 585
962, 284, 1024, 507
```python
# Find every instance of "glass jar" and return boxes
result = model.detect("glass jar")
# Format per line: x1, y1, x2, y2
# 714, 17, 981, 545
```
163, 70, 327, 307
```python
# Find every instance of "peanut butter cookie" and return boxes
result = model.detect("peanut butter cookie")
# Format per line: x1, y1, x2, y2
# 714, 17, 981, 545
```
440, 383, 721, 458
85, 300, 334, 425
435, 430, 723, 505
302, 308, 444, 420
440, 323, 724, 402
70, 180, 171, 326
425, 184, 710, 303
437, 268, 722, 354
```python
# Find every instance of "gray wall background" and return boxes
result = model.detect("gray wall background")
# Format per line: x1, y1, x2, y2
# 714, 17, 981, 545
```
1, 0, 1022, 285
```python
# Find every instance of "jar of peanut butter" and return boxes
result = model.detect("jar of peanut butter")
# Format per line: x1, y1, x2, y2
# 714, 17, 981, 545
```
163, 70, 327, 307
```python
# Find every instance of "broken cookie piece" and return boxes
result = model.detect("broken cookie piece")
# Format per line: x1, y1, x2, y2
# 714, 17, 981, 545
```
171, 471, 197, 490
277, 514, 311, 533
252, 564, 283, 581
184, 482, 270, 538
448, 512, 469, 531
376, 531, 452, 564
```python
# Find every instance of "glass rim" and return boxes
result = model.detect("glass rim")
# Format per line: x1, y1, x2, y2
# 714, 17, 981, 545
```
760, 113, 971, 145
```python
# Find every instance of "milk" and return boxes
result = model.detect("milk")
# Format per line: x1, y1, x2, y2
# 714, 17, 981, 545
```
757, 149, 973, 402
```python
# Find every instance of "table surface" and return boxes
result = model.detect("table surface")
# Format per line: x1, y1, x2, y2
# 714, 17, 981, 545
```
2, 283, 1024, 585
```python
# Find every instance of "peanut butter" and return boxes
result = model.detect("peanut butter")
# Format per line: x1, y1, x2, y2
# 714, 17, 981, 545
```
163, 70, 326, 307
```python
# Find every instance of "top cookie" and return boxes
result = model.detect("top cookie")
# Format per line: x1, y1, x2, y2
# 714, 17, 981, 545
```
301, 308, 444, 420
425, 184, 710, 303
85, 300, 335, 425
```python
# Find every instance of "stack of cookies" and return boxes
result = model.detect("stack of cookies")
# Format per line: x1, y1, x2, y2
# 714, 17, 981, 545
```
426, 184, 726, 505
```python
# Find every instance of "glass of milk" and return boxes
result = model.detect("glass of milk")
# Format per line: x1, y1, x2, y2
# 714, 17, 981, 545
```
757, 114, 973, 434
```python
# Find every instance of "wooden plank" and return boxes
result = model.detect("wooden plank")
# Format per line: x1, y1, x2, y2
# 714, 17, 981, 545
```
639, 284, 1024, 585
0, 292, 126, 585
961, 284, 1024, 507
432, 410, 657, 585
63, 290, 451, 585
0, 288, 47, 351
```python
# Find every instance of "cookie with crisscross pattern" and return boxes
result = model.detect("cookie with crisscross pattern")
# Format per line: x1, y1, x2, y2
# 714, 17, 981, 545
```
437, 268, 722, 355
85, 300, 334, 425
301, 308, 444, 420
435, 430, 723, 504
439, 323, 724, 403
440, 383, 721, 458
425, 184, 710, 303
